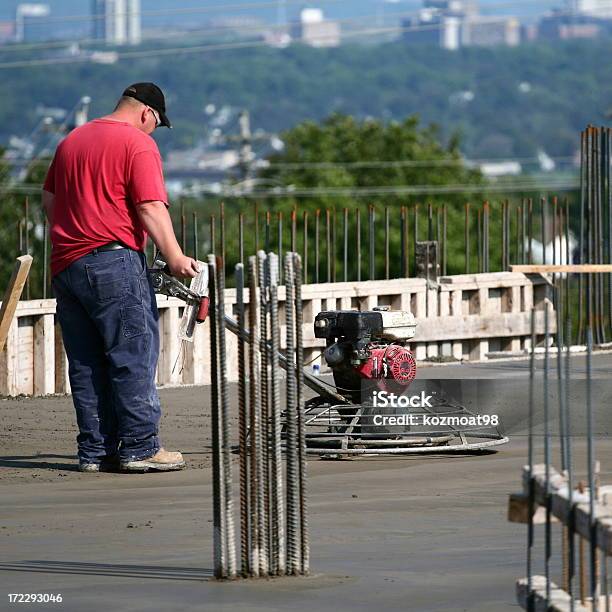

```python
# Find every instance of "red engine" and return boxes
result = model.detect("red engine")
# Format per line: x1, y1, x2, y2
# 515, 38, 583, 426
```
314, 309, 418, 403
355, 344, 417, 385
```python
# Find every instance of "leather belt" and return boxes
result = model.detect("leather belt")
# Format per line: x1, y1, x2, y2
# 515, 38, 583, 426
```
91, 241, 126, 254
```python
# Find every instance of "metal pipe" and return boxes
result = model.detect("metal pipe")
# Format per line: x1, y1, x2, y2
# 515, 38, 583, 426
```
544, 303, 552, 605
326, 209, 332, 283
527, 307, 536, 612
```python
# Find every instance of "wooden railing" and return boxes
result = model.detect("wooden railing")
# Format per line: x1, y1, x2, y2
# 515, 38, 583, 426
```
0, 272, 553, 396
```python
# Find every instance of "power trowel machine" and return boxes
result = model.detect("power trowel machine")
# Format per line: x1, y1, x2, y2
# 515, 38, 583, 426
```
150, 254, 508, 457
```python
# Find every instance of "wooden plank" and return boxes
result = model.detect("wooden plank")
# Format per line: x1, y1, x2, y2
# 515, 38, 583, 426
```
0, 320, 18, 395
415, 310, 554, 343
512, 264, 612, 273
17, 320, 34, 395
0, 255, 33, 352
34, 314, 55, 395
507, 492, 557, 524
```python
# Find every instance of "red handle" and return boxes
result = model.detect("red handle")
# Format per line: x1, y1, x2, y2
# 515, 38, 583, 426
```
196, 297, 209, 323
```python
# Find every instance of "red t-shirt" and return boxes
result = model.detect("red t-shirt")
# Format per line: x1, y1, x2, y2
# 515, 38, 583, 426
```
43, 118, 168, 276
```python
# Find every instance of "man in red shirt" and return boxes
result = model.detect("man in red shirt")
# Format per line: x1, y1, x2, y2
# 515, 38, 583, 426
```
43, 82, 199, 473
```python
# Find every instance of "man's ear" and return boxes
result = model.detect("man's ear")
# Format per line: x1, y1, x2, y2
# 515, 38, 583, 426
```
140, 106, 148, 126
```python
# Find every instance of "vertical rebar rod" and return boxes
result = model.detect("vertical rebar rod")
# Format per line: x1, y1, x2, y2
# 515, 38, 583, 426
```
516, 205, 522, 267
235, 263, 250, 577
24, 198, 30, 300
216, 254, 236, 579
369, 205, 375, 280
343, 207, 349, 282
277, 212, 283, 284
587, 327, 599, 611
257, 251, 271, 572
303, 211, 309, 285
291, 209, 297, 254
527, 307, 536, 612
502, 200, 507, 272
293, 252, 309, 575
477, 209, 482, 274
442, 204, 447, 276
210, 215, 216, 255
325, 209, 332, 283
331, 208, 337, 283
528, 198, 534, 265
42, 217, 48, 300
541, 197, 547, 270
268, 253, 285, 575
180, 201, 186, 253
544, 303, 552, 606
356, 208, 361, 282
565, 313, 576, 612
254, 202, 260, 252
483, 201, 490, 273
314, 209, 320, 284
384, 206, 390, 280
265, 212, 271, 253
284, 252, 299, 575
414, 204, 419, 269
465, 203, 470, 274
209, 256, 226, 579
193, 211, 198, 261
427, 203, 433, 241
239, 213, 245, 265
247, 256, 262, 577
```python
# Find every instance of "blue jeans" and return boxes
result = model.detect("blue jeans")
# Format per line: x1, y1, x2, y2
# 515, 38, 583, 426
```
52, 248, 161, 463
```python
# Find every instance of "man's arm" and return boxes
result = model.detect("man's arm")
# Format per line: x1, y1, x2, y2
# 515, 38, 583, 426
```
42, 190, 55, 223
136, 200, 199, 278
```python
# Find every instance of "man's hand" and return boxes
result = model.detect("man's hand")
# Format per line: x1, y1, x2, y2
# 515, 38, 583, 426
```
166, 254, 200, 278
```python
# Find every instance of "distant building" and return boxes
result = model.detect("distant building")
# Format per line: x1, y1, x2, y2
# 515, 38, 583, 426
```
92, 0, 141, 45
293, 8, 340, 47
461, 16, 520, 46
15, 3, 50, 43
539, 11, 603, 40
403, 1, 519, 49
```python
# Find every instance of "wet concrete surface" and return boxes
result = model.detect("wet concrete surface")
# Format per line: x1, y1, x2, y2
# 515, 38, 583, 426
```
1, 353, 611, 611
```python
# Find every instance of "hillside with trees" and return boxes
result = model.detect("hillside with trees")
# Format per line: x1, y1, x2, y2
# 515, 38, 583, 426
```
0, 38, 610, 159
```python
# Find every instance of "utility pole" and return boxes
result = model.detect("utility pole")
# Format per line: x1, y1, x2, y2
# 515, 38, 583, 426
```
238, 110, 253, 183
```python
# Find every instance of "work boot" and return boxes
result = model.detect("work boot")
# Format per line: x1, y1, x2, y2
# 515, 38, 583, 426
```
78, 455, 120, 473
120, 448, 185, 473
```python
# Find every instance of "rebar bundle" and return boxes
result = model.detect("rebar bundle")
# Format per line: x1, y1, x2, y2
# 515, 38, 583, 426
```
210, 251, 309, 580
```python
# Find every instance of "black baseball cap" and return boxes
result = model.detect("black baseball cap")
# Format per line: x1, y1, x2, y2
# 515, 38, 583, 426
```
122, 82, 172, 128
